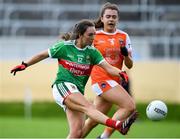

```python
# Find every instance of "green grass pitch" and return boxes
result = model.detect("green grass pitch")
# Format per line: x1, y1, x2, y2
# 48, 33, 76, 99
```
0, 117, 180, 138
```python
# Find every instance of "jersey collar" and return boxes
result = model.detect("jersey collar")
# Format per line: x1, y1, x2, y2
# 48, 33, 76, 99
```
97, 29, 119, 35
72, 40, 90, 51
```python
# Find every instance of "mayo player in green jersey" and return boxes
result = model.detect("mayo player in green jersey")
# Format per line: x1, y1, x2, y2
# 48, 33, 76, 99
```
11, 19, 137, 138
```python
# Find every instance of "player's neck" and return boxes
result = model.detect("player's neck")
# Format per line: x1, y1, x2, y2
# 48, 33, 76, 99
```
75, 39, 85, 49
104, 28, 116, 33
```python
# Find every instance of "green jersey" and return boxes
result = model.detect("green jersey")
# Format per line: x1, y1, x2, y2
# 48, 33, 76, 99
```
48, 40, 104, 94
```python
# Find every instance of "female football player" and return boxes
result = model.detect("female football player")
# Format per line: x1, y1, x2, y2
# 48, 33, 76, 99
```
11, 19, 137, 138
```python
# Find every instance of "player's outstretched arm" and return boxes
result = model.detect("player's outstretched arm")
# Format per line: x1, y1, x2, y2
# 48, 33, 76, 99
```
11, 50, 49, 75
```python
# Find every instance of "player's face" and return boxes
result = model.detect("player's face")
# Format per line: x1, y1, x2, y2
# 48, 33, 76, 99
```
101, 9, 119, 33
81, 26, 96, 47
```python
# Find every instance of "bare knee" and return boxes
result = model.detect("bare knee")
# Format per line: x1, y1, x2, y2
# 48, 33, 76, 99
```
68, 129, 83, 138
120, 99, 136, 114
128, 99, 136, 111
82, 103, 96, 115
86, 118, 98, 129
68, 122, 84, 138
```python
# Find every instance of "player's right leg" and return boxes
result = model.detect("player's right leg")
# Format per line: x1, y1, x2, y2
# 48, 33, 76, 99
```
64, 90, 119, 127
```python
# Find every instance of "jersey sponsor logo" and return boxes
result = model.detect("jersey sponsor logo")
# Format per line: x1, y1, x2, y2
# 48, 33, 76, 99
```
86, 55, 91, 63
105, 48, 121, 64
101, 83, 106, 88
108, 38, 115, 45
58, 59, 93, 76
97, 39, 105, 44
119, 38, 126, 47
67, 54, 74, 58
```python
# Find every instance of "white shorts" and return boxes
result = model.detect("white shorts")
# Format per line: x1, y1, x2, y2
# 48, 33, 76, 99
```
92, 80, 118, 96
52, 82, 80, 111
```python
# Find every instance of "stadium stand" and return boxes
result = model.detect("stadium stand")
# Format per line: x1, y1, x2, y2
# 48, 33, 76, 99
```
0, 0, 180, 59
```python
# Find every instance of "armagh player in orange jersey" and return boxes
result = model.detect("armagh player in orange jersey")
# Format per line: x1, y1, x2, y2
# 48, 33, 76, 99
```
82, 3, 138, 138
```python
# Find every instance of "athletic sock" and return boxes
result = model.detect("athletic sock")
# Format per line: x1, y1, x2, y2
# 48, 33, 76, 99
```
105, 118, 120, 129
100, 128, 113, 138
100, 133, 109, 138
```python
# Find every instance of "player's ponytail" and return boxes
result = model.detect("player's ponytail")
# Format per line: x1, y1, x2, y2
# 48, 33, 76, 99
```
94, 17, 103, 29
60, 32, 72, 41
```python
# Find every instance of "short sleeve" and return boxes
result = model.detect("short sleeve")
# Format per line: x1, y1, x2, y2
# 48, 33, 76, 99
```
48, 41, 64, 58
90, 47, 104, 65
126, 34, 133, 55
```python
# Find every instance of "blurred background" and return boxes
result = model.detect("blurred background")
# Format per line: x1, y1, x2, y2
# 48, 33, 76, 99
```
0, 0, 180, 138
1, 0, 180, 103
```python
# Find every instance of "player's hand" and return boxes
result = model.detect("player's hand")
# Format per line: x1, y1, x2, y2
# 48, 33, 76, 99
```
119, 71, 128, 83
119, 40, 128, 56
11, 61, 28, 76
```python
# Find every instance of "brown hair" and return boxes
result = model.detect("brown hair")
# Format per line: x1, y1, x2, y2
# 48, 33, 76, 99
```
60, 19, 95, 40
94, 2, 120, 28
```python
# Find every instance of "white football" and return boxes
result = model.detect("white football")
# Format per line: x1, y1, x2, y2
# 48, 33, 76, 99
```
146, 100, 168, 121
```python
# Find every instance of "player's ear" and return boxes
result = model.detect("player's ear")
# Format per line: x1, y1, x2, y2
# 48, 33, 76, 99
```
101, 17, 104, 22
78, 34, 82, 39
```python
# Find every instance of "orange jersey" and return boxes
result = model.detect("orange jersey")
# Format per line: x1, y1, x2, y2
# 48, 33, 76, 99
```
91, 29, 132, 84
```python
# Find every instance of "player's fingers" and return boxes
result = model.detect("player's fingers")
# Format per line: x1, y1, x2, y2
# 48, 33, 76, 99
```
125, 78, 128, 83
121, 75, 128, 83
12, 70, 17, 76
11, 67, 17, 73
120, 76, 125, 82
13, 71, 16, 76
10, 69, 15, 74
